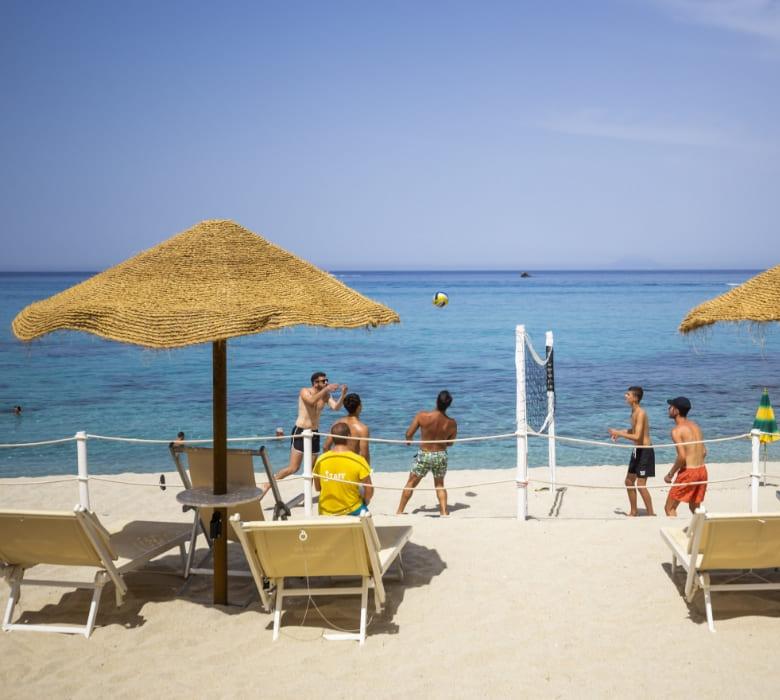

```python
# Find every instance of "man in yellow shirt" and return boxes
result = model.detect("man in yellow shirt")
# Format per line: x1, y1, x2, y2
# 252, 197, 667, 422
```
313, 423, 373, 516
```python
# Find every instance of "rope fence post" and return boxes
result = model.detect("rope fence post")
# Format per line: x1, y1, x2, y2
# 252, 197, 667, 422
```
303, 429, 313, 516
750, 429, 760, 513
76, 431, 91, 510
516, 325, 528, 521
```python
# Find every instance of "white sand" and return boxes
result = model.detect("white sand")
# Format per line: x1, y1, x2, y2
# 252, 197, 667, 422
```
1, 461, 779, 698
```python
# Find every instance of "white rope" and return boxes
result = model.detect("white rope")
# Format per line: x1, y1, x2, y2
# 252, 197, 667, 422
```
86, 433, 289, 444
527, 429, 751, 450
310, 470, 751, 492
0, 476, 78, 486
313, 430, 517, 445
0, 436, 77, 448
0, 429, 752, 450
526, 474, 748, 491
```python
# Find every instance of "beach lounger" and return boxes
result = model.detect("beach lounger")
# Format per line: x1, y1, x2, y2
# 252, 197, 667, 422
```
231, 512, 413, 644
660, 510, 780, 632
0, 507, 190, 637
170, 445, 269, 577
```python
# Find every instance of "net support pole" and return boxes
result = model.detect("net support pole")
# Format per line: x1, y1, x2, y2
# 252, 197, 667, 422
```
545, 330, 556, 495
516, 325, 528, 521
750, 429, 760, 513
303, 429, 314, 516
75, 431, 90, 510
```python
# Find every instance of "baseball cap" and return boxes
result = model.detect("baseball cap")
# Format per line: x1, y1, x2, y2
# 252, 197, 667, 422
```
667, 396, 691, 412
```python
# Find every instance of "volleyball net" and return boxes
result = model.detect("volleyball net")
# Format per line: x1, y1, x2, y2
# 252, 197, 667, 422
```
515, 325, 556, 520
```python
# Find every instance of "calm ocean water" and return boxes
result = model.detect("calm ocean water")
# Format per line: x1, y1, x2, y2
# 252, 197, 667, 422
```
1, 270, 778, 478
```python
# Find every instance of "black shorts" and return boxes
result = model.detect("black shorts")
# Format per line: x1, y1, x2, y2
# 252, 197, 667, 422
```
628, 447, 655, 478
290, 425, 321, 454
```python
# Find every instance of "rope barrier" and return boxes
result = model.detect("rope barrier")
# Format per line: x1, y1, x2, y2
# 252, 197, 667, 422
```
0, 429, 766, 450
312, 430, 518, 445
0, 437, 77, 448
86, 433, 289, 445
305, 471, 750, 493
526, 430, 752, 450
0, 476, 78, 486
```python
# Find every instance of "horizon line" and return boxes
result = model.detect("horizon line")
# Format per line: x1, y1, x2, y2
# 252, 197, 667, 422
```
0, 266, 763, 275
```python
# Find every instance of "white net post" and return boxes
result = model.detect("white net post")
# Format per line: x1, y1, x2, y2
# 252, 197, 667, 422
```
516, 325, 529, 520
545, 331, 556, 495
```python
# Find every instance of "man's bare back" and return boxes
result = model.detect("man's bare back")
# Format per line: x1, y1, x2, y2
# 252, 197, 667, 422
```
332, 415, 370, 461
412, 410, 457, 451
671, 418, 706, 468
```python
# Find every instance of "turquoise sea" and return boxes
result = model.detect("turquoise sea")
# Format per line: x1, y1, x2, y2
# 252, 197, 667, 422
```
1, 270, 778, 478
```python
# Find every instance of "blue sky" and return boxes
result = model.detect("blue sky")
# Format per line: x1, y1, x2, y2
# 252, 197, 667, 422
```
1, 0, 778, 270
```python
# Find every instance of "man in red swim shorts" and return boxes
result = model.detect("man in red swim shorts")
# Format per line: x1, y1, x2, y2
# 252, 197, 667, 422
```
663, 396, 708, 516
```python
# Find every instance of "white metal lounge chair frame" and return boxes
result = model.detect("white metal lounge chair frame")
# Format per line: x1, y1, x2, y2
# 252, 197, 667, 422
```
661, 509, 780, 632
231, 513, 412, 644
0, 507, 190, 638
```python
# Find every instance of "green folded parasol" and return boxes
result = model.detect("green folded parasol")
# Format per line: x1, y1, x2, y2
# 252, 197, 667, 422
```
752, 389, 780, 443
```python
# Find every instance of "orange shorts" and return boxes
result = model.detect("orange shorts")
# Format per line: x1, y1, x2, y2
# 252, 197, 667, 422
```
669, 465, 708, 504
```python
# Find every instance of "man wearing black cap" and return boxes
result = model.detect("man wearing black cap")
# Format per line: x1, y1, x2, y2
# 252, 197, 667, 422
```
663, 397, 707, 516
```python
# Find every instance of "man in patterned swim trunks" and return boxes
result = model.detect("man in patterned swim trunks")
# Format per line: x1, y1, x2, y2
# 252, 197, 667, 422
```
396, 390, 457, 516
663, 396, 708, 516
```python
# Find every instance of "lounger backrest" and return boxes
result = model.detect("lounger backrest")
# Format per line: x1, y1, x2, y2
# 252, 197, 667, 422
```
0, 509, 114, 569
698, 513, 780, 570
240, 518, 371, 579
184, 447, 265, 538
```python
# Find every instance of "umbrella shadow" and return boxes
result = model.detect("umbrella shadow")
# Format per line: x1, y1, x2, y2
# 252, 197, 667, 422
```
261, 540, 447, 639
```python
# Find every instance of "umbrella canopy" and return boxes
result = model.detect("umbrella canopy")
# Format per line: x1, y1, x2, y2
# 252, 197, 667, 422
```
679, 264, 780, 333
752, 389, 780, 444
12, 219, 400, 604
12, 219, 399, 346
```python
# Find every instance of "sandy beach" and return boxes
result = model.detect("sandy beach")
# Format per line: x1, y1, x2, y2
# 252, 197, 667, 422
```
1, 461, 779, 698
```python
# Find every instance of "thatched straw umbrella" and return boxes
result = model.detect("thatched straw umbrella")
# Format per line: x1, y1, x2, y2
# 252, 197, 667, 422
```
12, 219, 400, 604
679, 264, 780, 333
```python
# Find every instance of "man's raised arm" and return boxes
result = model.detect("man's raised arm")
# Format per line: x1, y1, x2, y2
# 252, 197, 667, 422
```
327, 384, 348, 410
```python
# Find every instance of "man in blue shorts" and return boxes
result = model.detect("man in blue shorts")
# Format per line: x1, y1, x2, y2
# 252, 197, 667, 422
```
396, 390, 457, 516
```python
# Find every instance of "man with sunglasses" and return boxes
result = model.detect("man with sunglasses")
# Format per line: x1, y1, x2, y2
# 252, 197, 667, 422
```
262, 371, 347, 496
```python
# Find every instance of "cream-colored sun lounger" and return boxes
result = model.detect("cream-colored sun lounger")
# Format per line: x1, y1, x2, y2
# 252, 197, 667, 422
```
170, 445, 265, 577
0, 507, 190, 637
231, 513, 412, 644
661, 510, 780, 632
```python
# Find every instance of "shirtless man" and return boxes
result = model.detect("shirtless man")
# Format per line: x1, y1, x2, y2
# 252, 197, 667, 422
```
663, 396, 707, 516
396, 390, 457, 516
609, 386, 655, 516
262, 371, 347, 495
322, 393, 371, 464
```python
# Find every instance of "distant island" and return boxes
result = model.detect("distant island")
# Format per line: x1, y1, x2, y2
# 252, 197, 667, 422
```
520, 272, 531, 278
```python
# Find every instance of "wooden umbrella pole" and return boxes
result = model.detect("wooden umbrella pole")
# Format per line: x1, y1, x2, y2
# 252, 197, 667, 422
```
213, 339, 228, 605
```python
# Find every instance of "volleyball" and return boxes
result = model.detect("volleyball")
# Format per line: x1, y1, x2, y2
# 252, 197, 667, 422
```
432, 291, 449, 308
